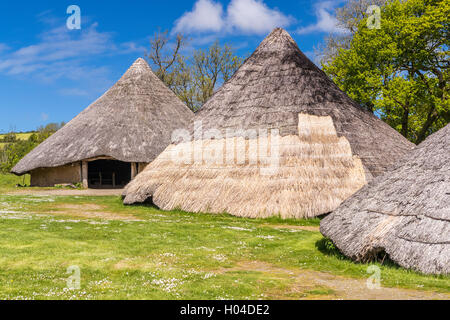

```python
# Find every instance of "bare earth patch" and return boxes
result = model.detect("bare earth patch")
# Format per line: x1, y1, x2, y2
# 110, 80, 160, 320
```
263, 224, 320, 232
49, 203, 140, 221
218, 261, 450, 300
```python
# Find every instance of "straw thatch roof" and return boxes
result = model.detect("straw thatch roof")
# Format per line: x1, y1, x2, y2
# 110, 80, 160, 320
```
122, 28, 414, 219
12, 58, 194, 175
321, 124, 450, 275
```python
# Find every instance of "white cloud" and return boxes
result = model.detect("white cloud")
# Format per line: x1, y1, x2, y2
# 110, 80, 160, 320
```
172, 0, 293, 35
0, 19, 146, 100
41, 113, 49, 121
296, 1, 348, 35
118, 42, 147, 54
58, 88, 90, 97
0, 24, 111, 76
173, 0, 224, 33
226, 0, 292, 34
0, 22, 143, 84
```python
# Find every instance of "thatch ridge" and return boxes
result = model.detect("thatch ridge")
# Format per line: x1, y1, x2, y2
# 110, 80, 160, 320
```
122, 28, 414, 219
320, 124, 450, 275
12, 58, 194, 175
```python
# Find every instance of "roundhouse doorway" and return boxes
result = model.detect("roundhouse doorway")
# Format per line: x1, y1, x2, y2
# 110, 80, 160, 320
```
87, 160, 131, 189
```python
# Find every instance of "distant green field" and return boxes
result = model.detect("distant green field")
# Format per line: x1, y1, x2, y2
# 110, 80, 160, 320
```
0, 132, 34, 141
17, 133, 34, 140
0, 132, 35, 149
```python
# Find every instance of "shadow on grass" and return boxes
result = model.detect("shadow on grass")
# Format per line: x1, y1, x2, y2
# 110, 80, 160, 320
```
123, 197, 321, 226
315, 237, 348, 261
315, 237, 403, 270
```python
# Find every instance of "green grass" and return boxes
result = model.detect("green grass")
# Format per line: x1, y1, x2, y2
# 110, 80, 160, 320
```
0, 173, 83, 194
0, 174, 448, 299
0, 192, 448, 300
0, 173, 30, 191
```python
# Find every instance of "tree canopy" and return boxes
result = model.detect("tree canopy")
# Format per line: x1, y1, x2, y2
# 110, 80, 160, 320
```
146, 30, 243, 112
323, 0, 449, 143
0, 123, 65, 173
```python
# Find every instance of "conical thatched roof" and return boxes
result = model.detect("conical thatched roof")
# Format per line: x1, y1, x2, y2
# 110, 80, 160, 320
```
122, 28, 413, 219
12, 58, 194, 175
320, 124, 450, 275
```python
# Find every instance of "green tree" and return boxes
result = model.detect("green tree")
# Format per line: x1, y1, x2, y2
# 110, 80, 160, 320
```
190, 41, 243, 110
317, 0, 387, 64
146, 29, 186, 90
0, 123, 64, 173
0, 132, 17, 143
36, 122, 66, 134
146, 30, 243, 111
0, 139, 35, 172
323, 0, 449, 143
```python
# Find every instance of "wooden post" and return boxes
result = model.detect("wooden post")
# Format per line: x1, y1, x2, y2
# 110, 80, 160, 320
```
131, 163, 137, 180
112, 172, 116, 188
82, 161, 88, 188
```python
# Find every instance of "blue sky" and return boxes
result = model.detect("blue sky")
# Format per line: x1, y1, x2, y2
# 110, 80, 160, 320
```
0, 0, 347, 132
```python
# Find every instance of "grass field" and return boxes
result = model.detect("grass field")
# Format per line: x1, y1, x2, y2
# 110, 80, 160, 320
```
0, 174, 448, 300
0, 174, 30, 191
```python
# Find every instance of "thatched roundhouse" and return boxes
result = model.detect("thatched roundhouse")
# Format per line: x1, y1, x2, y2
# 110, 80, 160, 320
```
12, 58, 194, 188
320, 124, 450, 275
123, 28, 413, 218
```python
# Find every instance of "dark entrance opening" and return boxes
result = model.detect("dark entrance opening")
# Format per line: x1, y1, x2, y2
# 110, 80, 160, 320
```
88, 160, 131, 189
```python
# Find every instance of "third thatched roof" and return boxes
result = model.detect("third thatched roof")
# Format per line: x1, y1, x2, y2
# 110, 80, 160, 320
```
321, 123, 450, 275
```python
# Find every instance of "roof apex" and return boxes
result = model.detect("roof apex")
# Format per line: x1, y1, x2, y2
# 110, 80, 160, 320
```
194, 28, 414, 177
266, 27, 292, 39
126, 57, 151, 73
132, 57, 147, 65
256, 27, 298, 52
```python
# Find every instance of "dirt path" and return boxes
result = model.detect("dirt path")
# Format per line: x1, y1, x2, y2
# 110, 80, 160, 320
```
48, 203, 141, 221
263, 224, 320, 232
6, 188, 124, 196
220, 261, 450, 300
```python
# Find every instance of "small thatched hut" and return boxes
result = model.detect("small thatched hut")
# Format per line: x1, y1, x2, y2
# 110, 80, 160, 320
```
12, 58, 194, 188
123, 28, 413, 218
320, 124, 449, 275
